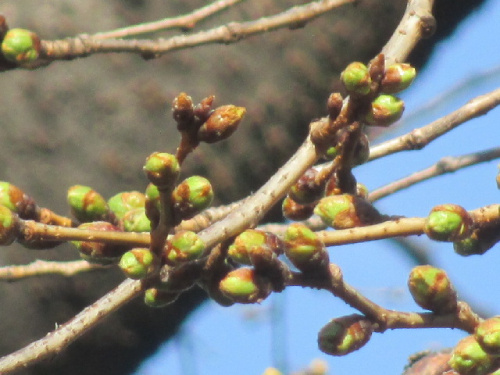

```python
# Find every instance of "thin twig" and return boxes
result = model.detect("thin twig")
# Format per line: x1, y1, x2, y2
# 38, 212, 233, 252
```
369, 147, 500, 202
92, 0, 245, 39
0, 260, 108, 280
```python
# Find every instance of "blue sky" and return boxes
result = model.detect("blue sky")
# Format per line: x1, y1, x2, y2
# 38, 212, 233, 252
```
136, 1, 500, 374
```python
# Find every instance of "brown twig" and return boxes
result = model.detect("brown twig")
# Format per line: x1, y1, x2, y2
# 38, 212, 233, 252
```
0, 260, 108, 280
92, 0, 245, 39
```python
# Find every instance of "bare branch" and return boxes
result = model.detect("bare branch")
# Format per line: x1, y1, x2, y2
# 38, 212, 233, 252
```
0, 260, 108, 280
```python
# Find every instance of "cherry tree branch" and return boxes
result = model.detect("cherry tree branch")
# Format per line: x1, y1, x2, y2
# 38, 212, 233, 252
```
0, 260, 108, 280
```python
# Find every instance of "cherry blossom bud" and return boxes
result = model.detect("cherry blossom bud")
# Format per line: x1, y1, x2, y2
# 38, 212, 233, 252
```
364, 94, 404, 127
172, 176, 213, 219
381, 63, 416, 94
284, 223, 328, 272
449, 336, 494, 375
1, 28, 40, 63
424, 204, 472, 242
119, 248, 159, 279
340, 62, 372, 96
0, 205, 20, 246
67, 185, 110, 223
197, 105, 246, 143
163, 230, 205, 264
219, 267, 272, 304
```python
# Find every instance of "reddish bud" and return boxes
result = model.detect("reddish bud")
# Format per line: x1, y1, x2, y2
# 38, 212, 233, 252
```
197, 105, 246, 143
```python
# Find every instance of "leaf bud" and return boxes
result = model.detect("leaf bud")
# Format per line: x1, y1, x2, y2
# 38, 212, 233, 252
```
163, 230, 205, 264
0, 205, 20, 246
364, 94, 404, 127
318, 314, 373, 356
0, 181, 37, 219
197, 105, 246, 143
449, 336, 495, 375
289, 168, 325, 205
327, 93, 343, 120
172, 176, 214, 219
424, 204, 472, 242
282, 196, 315, 221
143, 152, 180, 189
219, 267, 272, 304
67, 185, 110, 223
108, 191, 146, 220
144, 288, 179, 308
475, 317, 500, 355
408, 265, 457, 314
381, 63, 417, 94
1, 28, 40, 63
172, 92, 195, 130
122, 208, 151, 232
72, 222, 129, 264
314, 194, 381, 229
340, 62, 372, 96
284, 223, 328, 272
119, 248, 159, 279
193, 95, 215, 123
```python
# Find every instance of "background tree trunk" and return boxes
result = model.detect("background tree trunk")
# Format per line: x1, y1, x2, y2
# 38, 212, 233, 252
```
0, 1, 486, 374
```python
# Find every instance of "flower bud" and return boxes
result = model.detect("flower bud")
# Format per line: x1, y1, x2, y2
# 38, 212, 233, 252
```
172, 92, 195, 130
381, 63, 417, 94
475, 317, 500, 355
122, 208, 151, 232
228, 229, 282, 266
67, 185, 110, 223
72, 222, 128, 264
454, 225, 500, 257
449, 336, 494, 375
0, 181, 37, 219
197, 105, 246, 143
143, 152, 180, 189
282, 196, 315, 221
119, 248, 159, 279
323, 146, 338, 161
163, 230, 205, 264
314, 194, 381, 229
172, 176, 214, 219
408, 265, 457, 314
1, 28, 40, 63
340, 62, 372, 96
364, 94, 404, 127
144, 288, 179, 308
284, 223, 328, 272
0, 205, 20, 246
108, 191, 146, 220
424, 204, 472, 242
219, 267, 272, 304
289, 168, 325, 205
145, 183, 161, 225
318, 314, 373, 356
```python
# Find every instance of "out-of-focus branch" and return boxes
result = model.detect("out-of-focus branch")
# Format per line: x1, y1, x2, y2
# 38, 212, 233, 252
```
0, 260, 107, 280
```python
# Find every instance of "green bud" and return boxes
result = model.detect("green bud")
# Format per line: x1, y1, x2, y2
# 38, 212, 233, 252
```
0, 181, 36, 218
289, 168, 324, 205
144, 288, 179, 308
119, 248, 159, 279
72, 222, 128, 264
172, 176, 214, 219
1, 28, 40, 63
324, 146, 338, 160
164, 230, 205, 264
475, 317, 500, 355
424, 204, 472, 242
143, 152, 180, 189
408, 265, 457, 314
284, 223, 328, 272
122, 208, 151, 232
197, 105, 246, 143
364, 94, 404, 127
145, 183, 161, 224
454, 225, 500, 257
318, 314, 373, 356
228, 229, 282, 266
340, 62, 372, 96
67, 185, 109, 223
381, 63, 417, 94
0, 205, 20, 246
108, 191, 146, 220
449, 336, 494, 375
219, 267, 272, 304
314, 194, 381, 229
282, 196, 315, 222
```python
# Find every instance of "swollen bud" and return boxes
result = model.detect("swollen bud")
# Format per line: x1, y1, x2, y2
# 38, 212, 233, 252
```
340, 62, 372, 96
67, 185, 110, 223
144, 288, 179, 308
0, 181, 37, 219
1, 28, 40, 63
475, 317, 500, 355
314, 194, 381, 229
449, 336, 495, 375
145, 183, 161, 225
282, 196, 315, 222
219, 267, 272, 304
163, 230, 205, 264
288, 168, 325, 205
424, 204, 472, 242
119, 248, 159, 279
284, 223, 328, 272
381, 63, 417, 94
228, 229, 282, 266
197, 105, 246, 143
108, 191, 146, 220
143, 152, 180, 189
318, 314, 373, 356
122, 208, 151, 232
172, 176, 214, 219
364, 94, 404, 127
0, 205, 20, 246
408, 265, 457, 314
